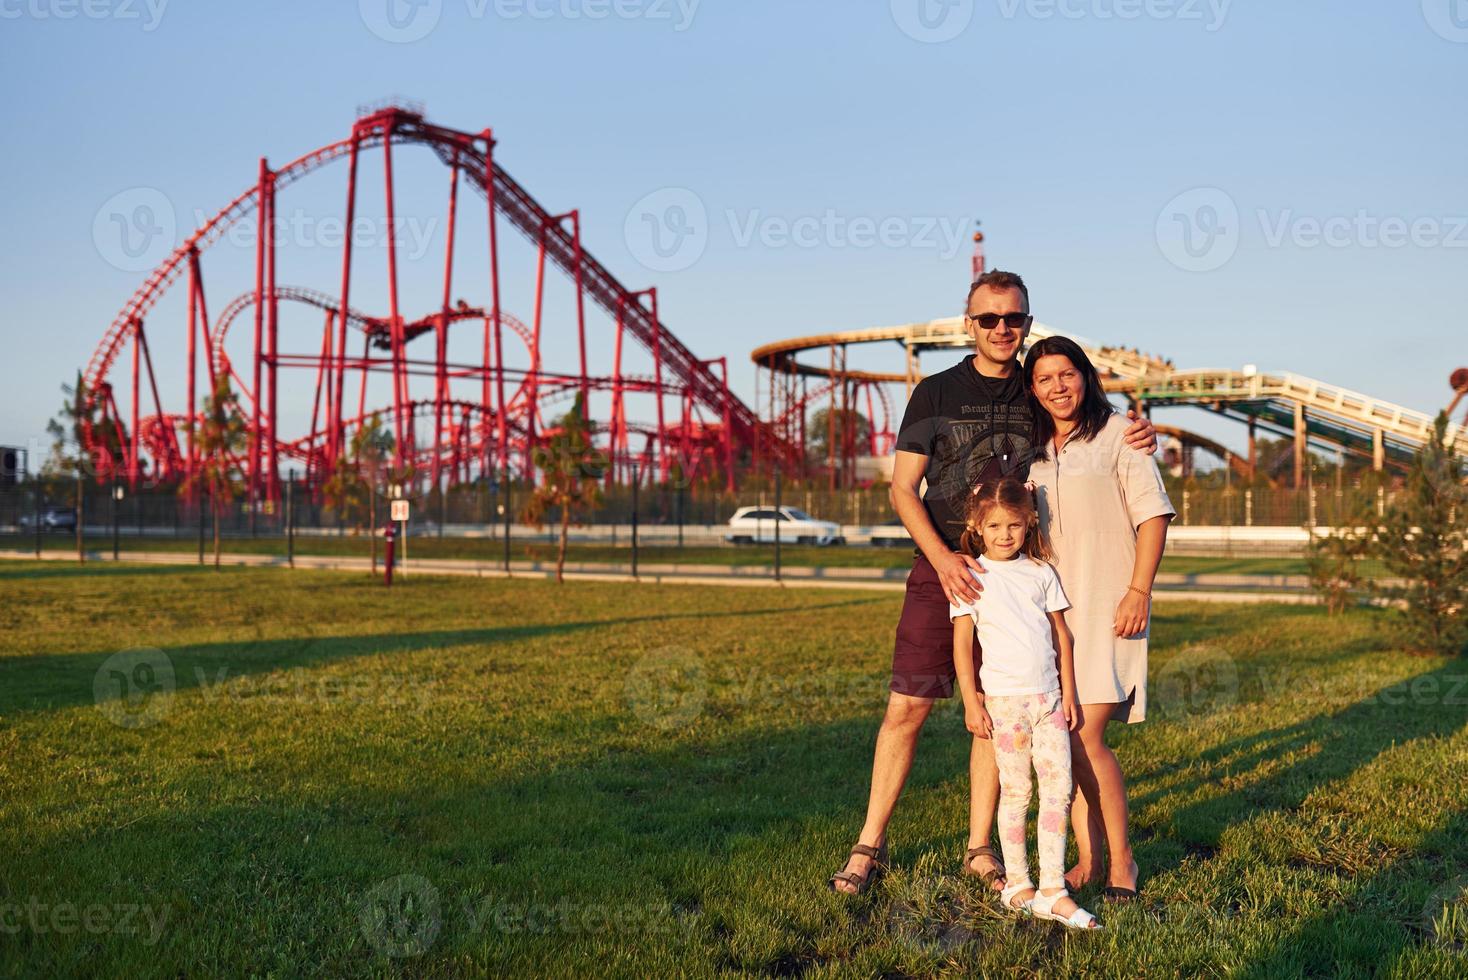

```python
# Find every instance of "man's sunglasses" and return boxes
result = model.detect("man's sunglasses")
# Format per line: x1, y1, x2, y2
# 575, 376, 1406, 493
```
965, 312, 1033, 331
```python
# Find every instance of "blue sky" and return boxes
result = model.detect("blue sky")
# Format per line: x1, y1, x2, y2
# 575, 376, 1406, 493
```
1, 0, 1464, 467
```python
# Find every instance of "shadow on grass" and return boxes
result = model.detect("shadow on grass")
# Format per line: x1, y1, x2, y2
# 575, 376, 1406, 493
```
1128, 660, 1468, 971
0, 596, 885, 717
1236, 808, 1468, 977
10, 655, 1465, 975
3, 706, 958, 976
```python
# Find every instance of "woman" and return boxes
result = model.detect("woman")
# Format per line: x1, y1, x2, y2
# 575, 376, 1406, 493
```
1022, 335, 1174, 900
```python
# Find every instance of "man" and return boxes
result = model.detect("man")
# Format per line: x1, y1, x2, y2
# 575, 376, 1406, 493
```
829, 270, 1157, 894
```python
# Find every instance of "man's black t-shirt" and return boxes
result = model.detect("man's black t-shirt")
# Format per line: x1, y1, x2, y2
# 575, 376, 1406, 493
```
896, 356, 1036, 552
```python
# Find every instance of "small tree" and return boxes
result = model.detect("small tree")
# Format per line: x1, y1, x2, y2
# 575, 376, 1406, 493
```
1373, 413, 1467, 655
521, 394, 604, 583
181, 373, 248, 568
321, 413, 395, 572
806, 406, 871, 463
1307, 493, 1375, 614
43, 373, 116, 562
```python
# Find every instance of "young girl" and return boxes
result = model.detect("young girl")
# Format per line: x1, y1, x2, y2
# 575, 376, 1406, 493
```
950, 478, 1101, 930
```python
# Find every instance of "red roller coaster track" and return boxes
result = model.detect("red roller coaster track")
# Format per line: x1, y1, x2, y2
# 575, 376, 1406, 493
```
82, 103, 797, 507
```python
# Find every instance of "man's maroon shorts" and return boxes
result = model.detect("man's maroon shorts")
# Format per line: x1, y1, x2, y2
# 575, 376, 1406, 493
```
891, 555, 977, 699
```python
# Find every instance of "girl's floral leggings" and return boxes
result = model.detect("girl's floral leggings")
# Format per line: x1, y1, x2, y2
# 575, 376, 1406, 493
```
987, 689, 1072, 892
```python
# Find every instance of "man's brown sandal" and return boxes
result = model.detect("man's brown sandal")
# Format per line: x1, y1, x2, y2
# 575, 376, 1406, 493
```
828, 843, 888, 895
962, 846, 1006, 886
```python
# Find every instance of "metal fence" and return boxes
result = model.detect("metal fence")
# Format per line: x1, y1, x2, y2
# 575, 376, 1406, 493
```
0, 475, 1402, 565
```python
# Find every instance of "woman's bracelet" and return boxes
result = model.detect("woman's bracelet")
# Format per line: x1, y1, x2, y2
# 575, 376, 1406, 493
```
1127, 585, 1151, 600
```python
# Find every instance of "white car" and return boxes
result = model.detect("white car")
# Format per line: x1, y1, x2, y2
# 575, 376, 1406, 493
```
725, 506, 843, 546
868, 519, 915, 548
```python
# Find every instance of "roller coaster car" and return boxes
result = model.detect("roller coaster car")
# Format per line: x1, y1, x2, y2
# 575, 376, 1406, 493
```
725, 506, 843, 546
19, 507, 78, 531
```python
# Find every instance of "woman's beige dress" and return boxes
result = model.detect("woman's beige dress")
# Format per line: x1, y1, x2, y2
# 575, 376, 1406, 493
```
1028, 414, 1175, 723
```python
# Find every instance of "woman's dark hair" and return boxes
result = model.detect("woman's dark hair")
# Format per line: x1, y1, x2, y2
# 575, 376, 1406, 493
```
1023, 335, 1114, 459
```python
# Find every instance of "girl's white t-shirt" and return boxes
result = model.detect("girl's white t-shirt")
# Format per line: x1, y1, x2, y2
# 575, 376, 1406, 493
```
948, 555, 1070, 697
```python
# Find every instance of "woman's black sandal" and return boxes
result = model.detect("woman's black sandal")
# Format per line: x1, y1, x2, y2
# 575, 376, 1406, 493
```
828, 843, 888, 895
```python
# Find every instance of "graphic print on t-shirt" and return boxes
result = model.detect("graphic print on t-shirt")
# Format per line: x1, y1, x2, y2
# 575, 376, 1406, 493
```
896, 357, 1036, 551
930, 405, 1034, 516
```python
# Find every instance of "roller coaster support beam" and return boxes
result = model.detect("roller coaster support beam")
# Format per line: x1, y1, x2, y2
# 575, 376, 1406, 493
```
267, 168, 280, 509
435, 146, 461, 488
331, 134, 361, 474
250, 157, 268, 527
186, 251, 198, 497
381, 123, 407, 464
1294, 402, 1306, 489
528, 216, 548, 478
482, 128, 509, 480
130, 319, 140, 491
609, 296, 627, 490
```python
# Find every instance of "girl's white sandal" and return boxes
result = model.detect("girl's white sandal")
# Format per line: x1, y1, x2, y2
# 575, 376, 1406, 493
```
1031, 888, 1102, 930
999, 879, 1036, 916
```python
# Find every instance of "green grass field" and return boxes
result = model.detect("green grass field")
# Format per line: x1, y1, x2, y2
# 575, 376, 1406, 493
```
3, 533, 1378, 578
2, 560, 1464, 977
